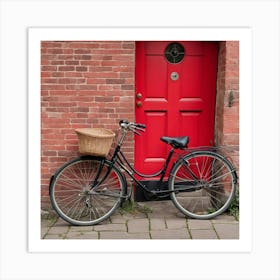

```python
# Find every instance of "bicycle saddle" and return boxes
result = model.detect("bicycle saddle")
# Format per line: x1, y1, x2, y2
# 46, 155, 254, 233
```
160, 136, 189, 149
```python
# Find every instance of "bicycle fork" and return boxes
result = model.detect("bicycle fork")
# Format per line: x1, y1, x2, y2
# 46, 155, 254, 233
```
88, 157, 130, 201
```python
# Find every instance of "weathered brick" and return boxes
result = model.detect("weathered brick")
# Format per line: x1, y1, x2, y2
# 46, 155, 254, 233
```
215, 41, 239, 153
41, 40, 136, 211
106, 78, 125, 84
76, 66, 88, 72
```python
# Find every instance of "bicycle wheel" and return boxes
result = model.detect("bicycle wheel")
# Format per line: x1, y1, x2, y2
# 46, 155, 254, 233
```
49, 156, 127, 226
169, 151, 237, 219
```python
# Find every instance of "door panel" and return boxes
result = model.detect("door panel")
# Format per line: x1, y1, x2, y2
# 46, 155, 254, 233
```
146, 56, 168, 99
143, 112, 167, 171
145, 112, 167, 158
181, 57, 203, 97
135, 41, 218, 175
179, 112, 201, 146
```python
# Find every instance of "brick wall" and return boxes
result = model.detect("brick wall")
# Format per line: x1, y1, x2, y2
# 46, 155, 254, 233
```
41, 40, 239, 209
215, 41, 239, 169
41, 41, 135, 207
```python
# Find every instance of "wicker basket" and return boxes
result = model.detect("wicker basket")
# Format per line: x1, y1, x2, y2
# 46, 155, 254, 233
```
75, 128, 115, 156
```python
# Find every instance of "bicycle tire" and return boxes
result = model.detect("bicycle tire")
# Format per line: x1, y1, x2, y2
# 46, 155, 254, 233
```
49, 156, 127, 226
169, 151, 237, 219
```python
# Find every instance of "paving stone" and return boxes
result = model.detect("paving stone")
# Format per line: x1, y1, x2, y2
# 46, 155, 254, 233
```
211, 215, 238, 223
121, 212, 148, 220
126, 232, 151, 239
41, 218, 57, 228
127, 218, 149, 233
93, 223, 127, 232
110, 214, 127, 224
149, 210, 182, 219
68, 226, 94, 232
174, 212, 188, 219
166, 218, 187, 229
41, 200, 239, 240
96, 219, 111, 225
65, 232, 85, 239
213, 223, 239, 239
47, 226, 69, 235
134, 212, 150, 219
146, 201, 179, 218
150, 218, 166, 230
100, 231, 150, 239
150, 229, 190, 239
65, 231, 99, 239
54, 217, 69, 226
41, 227, 49, 238
190, 229, 218, 239
44, 234, 65, 239
187, 219, 213, 230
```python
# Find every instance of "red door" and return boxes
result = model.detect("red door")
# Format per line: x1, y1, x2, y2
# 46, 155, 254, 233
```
135, 41, 218, 175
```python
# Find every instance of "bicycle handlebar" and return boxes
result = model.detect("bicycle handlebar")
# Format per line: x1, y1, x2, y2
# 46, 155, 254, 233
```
119, 119, 146, 135
135, 123, 146, 129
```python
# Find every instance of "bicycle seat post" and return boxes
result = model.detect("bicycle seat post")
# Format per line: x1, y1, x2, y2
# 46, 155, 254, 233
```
159, 147, 174, 182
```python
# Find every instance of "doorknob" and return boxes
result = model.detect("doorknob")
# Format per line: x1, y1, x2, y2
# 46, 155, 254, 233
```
136, 93, 142, 99
136, 101, 142, 108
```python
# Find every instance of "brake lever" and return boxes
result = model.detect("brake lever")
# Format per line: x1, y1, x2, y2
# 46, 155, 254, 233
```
136, 127, 145, 132
130, 127, 141, 135
130, 124, 145, 132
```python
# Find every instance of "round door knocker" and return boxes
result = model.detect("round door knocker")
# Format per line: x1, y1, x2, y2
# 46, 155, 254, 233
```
170, 71, 179, 81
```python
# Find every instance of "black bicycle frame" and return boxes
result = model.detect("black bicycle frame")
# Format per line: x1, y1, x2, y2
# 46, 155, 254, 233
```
107, 140, 176, 196
89, 129, 202, 197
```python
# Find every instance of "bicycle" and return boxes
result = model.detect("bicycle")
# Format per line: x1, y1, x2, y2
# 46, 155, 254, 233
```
49, 120, 238, 226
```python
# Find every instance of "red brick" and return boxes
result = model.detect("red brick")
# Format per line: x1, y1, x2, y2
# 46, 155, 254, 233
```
122, 42, 135, 49
65, 60, 79, 65
106, 78, 125, 84
41, 78, 58, 84
74, 55, 92, 60
41, 66, 57, 71
74, 49, 92, 54
65, 72, 83, 78
52, 72, 64, 77
51, 60, 64, 65
76, 66, 88, 72
47, 48, 63, 54
58, 66, 75, 71
69, 42, 100, 49
41, 42, 62, 48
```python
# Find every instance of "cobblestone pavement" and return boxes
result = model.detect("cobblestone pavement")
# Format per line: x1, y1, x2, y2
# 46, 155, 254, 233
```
41, 200, 239, 240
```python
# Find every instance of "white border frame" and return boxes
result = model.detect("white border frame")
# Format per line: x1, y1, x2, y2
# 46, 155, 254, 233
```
28, 27, 252, 253
1, 0, 279, 279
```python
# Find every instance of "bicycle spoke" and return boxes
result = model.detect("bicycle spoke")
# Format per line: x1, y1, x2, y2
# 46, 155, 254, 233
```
170, 151, 236, 219
65, 195, 85, 218
50, 158, 125, 225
